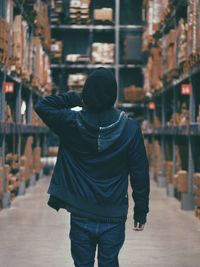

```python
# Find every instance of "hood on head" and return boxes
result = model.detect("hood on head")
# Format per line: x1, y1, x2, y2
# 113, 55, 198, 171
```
77, 108, 128, 152
82, 68, 117, 112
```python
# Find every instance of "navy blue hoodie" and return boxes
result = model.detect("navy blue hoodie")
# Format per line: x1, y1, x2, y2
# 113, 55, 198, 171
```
34, 92, 150, 224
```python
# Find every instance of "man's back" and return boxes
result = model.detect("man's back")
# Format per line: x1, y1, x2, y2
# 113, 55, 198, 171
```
35, 67, 150, 267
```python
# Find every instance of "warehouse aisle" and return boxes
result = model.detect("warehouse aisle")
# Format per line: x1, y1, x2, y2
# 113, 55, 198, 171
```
0, 176, 200, 267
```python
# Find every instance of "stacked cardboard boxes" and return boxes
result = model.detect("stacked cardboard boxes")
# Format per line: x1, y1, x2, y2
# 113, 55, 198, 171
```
166, 29, 178, 80
92, 43, 115, 64
69, 0, 91, 24
123, 85, 145, 102
143, 0, 200, 92
21, 137, 34, 182
148, 47, 163, 91
0, 18, 9, 65
142, 0, 170, 42
51, 0, 64, 25
35, 1, 51, 50
177, 19, 187, 66
31, 36, 52, 95
9, 15, 52, 95
177, 170, 188, 193
165, 161, 173, 184
33, 147, 43, 174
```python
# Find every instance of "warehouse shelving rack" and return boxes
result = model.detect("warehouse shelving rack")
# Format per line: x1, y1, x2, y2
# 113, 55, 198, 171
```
50, 0, 144, 117
143, 0, 200, 212
0, 0, 50, 209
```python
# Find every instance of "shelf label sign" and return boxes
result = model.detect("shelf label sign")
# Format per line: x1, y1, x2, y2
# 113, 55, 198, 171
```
148, 102, 156, 110
3, 82, 14, 93
181, 84, 192, 95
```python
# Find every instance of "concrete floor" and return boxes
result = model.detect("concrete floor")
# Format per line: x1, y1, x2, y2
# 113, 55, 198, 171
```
0, 176, 200, 267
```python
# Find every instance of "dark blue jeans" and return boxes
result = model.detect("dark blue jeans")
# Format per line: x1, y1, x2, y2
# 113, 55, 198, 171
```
69, 214, 125, 267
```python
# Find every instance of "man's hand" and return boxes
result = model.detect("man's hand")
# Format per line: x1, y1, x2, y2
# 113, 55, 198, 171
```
133, 221, 145, 231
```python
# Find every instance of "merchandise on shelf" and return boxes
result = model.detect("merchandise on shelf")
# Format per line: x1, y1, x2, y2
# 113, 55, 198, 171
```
177, 19, 187, 66
166, 29, 179, 80
142, 0, 170, 43
32, 109, 45, 126
0, 18, 9, 65
187, 0, 200, 58
69, 0, 91, 25
165, 161, 173, 184
167, 113, 180, 127
68, 73, 87, 91
123, 85, 145, 102
167, 102, 189, 126
5, 104, 14, 124
33, 147, 43, 174
34, 1, 51, 50
48, 146, 59, 156
66, 54, 90, 63
179, 102, 189, 126
21, 139, 42, 177
51, 0, 64, 24
0, 0, 52, 95
92, 43, 115, 64
51, 39, 63, 60
31, 36, 52, 95
143, 0, 200, 91
5, 153, 20, 195
153, 116, 161, 128
93, 8, 113, 24
177, 170, 188, 193
145, 46, 163, 92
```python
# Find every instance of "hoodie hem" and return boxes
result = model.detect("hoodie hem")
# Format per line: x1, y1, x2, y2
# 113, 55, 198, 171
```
47, 183, 128, 218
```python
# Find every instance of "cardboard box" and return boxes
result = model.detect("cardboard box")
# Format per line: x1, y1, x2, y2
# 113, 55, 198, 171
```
33, 147, 42, 174
123, 86, 145, 102
94, 8, 113, 22
194, 173, 200, 187
165, 161, 173, 184
177, 170, 188, 193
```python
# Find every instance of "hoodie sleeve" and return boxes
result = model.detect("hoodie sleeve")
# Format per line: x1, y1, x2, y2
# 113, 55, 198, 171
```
34, 91, 82, 136
129, 123, 150, 224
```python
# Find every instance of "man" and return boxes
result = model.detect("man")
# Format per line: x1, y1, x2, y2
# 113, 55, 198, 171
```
35, 67, 150, 267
